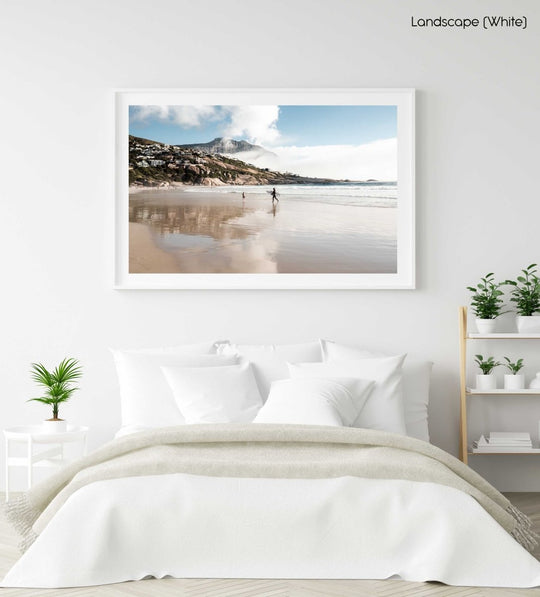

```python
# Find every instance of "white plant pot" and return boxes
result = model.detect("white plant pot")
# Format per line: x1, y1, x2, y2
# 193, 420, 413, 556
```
476, 318, 497, 334
42, 419, 67, 434
529, 373, 540, 389
476, 374, 497, 391
504, 374, 525, 390
516, 315, 540, 334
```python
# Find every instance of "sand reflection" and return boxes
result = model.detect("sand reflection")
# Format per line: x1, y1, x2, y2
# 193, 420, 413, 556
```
129, 189, 397, 274
130, 200, 255, 241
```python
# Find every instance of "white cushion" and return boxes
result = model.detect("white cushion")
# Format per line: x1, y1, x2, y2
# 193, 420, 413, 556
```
320, 340, 432, 442
216, 342, 322, 399
162, 360, 263, 424
111, 347, 237, 429
254, 377, 374, 427
288, 354, 407, 435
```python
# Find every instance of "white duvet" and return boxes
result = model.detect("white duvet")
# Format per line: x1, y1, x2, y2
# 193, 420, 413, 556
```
3, 473, 540, 588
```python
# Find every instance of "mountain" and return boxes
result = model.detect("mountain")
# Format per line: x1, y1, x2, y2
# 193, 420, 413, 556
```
176, 137, 276, 161
129, 135, 336, 188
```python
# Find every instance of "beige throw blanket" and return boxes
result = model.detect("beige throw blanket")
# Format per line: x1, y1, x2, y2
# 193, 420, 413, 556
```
6, 424, 537, 553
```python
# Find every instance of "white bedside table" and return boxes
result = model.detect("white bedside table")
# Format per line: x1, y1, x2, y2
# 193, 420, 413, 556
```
4, 425, 88, 501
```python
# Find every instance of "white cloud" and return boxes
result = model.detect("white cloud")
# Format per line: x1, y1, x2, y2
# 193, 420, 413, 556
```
223, 105, 280, 146
238, 138, 397, 181
130, 105, 219, 128
169, 106, 219, 127
131, 105, 169, 122
130, 105, 280, 143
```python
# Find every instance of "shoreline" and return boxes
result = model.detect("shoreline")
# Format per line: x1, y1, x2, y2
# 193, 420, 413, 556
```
130, 184, 398, 210
129, 180, 397, 195
129, 182, 188, 195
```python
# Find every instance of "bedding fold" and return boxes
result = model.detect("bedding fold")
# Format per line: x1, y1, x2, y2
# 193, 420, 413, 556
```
5, 423, 537, 553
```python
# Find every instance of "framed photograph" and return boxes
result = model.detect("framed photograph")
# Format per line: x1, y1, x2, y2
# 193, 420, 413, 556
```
115, 88, 415, 289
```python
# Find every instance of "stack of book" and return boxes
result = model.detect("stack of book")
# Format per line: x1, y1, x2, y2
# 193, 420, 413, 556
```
473, 432, 534, 453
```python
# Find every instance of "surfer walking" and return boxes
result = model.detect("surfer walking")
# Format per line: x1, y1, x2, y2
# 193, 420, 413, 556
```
271, 187, 279, 204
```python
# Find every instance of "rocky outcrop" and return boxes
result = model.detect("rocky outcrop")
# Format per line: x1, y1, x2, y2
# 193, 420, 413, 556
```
129, 135, 336, 188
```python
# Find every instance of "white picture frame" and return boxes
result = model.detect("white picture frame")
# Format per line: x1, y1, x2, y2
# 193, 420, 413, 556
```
115, 88, 415, 289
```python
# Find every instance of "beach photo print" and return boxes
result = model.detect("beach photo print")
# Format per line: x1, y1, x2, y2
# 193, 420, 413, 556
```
114, 89, 415, 289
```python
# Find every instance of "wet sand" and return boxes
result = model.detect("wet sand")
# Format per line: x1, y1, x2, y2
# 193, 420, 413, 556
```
129, 189, 397, 274
129, 222, 180, 273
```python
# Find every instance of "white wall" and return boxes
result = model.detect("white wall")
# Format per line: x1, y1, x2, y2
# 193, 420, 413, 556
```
1, 0, 539, 491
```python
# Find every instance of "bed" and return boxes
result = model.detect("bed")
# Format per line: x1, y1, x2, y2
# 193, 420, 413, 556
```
3, 340, 540, 589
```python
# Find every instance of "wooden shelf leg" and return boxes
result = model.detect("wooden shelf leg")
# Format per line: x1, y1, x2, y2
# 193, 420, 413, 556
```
459, 306, 469, 464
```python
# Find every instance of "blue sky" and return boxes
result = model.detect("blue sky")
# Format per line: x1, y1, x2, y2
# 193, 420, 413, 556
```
129, 105, 396, 147
129, 104, 397, 180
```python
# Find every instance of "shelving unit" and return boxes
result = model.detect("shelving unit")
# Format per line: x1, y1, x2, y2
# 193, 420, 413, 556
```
459, 306, 540, 464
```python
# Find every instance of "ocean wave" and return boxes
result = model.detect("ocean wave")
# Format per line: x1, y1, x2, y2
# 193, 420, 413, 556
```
187, 183, 398, 207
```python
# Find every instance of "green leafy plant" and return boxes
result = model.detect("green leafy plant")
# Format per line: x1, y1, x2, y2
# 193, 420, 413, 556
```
28, 358, 82, 420
467, 273, 506, 319
474, 354, 501, 375
504, 264, 540, 316
503, 357, 524, 375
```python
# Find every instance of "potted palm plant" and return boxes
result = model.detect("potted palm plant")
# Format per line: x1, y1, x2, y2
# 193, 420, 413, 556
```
467, 273, 506, 333
504, 264, 540, 333
474, 354, 500, 390
28, 357, 82, 433
503, 357, 525, 390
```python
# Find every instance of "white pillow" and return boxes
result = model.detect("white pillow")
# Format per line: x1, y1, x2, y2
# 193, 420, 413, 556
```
288, 355, 407, 435
162, 360, 263, 424
254, 377, 374, 427
111, 348, 237, 429
216, 341, 322, 399
320, 339, 433, 442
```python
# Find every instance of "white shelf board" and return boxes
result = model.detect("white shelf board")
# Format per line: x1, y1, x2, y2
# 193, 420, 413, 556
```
468, 333, 540, 339
470, 448, 540, 455
467, 388, 540, 395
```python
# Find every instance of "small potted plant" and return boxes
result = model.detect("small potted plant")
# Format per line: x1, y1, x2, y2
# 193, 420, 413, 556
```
504, 264, 540, 333
28, 357, 82, 433
503, 357, 525, 390
474, 354, 500, 390
467, 273, 506, 333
